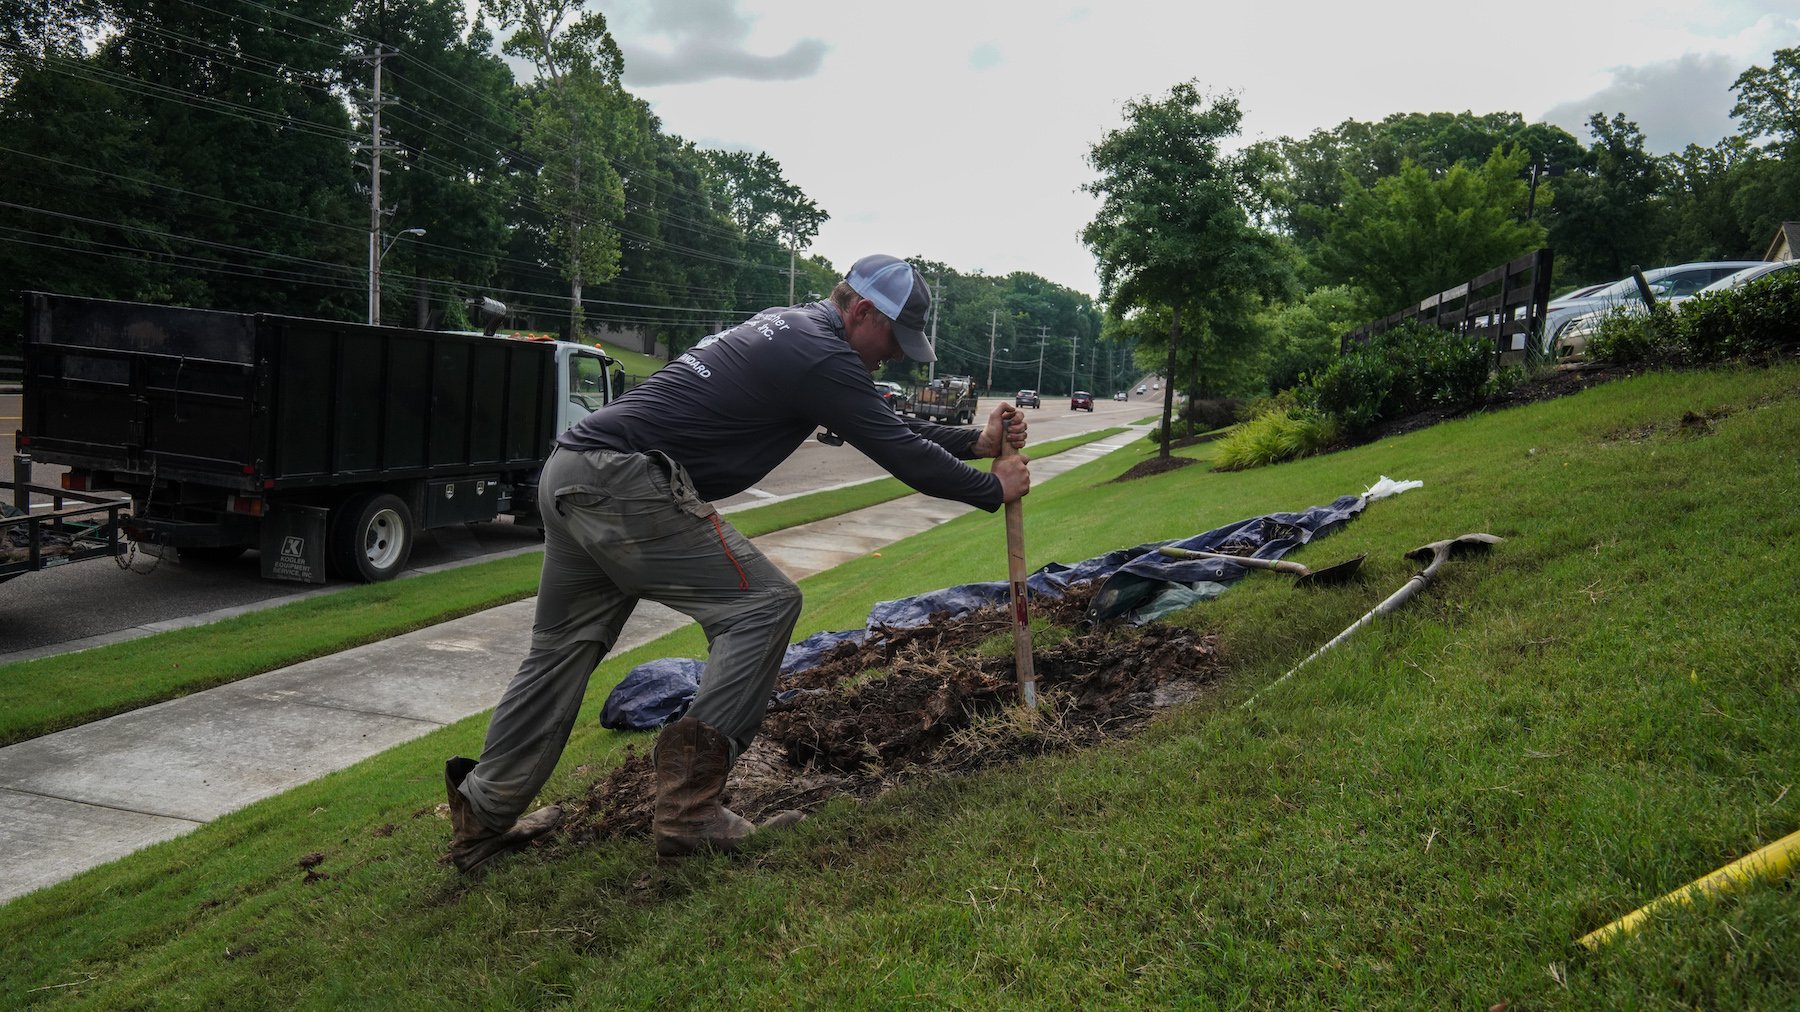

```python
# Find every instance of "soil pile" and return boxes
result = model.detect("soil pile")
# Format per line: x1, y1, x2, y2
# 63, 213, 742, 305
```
558, 585, 1224, 846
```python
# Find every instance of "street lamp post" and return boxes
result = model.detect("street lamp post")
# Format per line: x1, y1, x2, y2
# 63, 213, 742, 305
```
1525, 161, 1562, 221
369, 227, 426, 325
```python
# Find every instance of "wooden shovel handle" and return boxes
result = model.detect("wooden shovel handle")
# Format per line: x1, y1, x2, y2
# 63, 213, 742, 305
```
1156, 546, 1309, 576
1000, 415, 1037, 707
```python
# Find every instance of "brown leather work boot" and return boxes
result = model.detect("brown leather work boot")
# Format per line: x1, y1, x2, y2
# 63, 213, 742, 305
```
445, 756, 564, 874
652, 717, 802, 858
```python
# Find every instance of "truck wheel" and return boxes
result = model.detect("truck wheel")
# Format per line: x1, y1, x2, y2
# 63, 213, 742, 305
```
956, 410, 970, 426
329, 493, 413, 582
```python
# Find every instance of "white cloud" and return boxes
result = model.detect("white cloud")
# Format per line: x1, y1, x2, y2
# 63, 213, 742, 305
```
607, 0, 829, 86
596, 0, 1800, 298
1541, 53, 1746, 152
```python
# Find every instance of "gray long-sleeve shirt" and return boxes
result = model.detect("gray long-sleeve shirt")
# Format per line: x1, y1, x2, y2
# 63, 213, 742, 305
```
559, 302, 1003, 511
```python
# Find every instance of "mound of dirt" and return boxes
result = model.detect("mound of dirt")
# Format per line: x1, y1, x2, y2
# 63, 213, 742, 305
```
556, 585, 1224, 847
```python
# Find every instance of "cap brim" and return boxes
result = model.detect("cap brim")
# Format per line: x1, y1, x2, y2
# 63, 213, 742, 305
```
894, 322, 935, 363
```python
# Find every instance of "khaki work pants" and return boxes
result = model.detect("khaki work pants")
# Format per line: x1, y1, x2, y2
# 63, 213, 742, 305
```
458, 446, 802, 832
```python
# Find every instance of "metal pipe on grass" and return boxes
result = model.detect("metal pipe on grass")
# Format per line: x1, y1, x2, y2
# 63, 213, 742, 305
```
1579, 826, 1800, 949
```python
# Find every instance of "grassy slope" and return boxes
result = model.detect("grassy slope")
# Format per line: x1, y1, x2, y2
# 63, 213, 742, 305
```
3, 365, 1797, 1007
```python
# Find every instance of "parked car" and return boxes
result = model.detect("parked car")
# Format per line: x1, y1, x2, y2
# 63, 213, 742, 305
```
1015, 388, 1041, 408
1697, 258, 1799, 294
1556, 259, 1800, 358
873, 380, 910, 413
1071, 390, 1094, 411
1543, 261, 1762, 348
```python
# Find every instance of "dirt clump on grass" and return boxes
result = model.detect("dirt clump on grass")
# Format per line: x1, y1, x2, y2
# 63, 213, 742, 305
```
557, 584, 1223, 847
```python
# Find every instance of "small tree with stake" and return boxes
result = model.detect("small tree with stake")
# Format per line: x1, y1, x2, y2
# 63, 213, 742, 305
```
1082, 82, 1286, 459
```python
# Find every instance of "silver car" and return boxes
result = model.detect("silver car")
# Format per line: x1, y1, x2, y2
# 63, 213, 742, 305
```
1555, 260, 1796, 358
1543, 261, 1762, 347
1695, 259, 1799, 294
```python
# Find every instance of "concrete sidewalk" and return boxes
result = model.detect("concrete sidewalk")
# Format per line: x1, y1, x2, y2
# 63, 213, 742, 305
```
0, 427, 1147, 903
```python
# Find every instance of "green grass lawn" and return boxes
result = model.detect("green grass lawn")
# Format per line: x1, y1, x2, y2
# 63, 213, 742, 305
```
595, 343, 664, 379
3, 364, 1797, 1006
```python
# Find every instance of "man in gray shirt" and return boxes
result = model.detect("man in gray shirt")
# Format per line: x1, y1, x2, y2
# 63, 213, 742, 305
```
445, 254, 1031, 868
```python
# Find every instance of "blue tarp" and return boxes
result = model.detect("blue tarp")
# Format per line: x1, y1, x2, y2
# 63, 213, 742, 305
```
598, 629, 868, 731
600, 490, 1377, 730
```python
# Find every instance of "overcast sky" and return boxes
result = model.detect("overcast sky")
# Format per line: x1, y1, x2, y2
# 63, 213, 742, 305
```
583, 0, 1799, 298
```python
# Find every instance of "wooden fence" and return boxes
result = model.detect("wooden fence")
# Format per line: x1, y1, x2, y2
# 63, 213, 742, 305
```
1342, 248, 1554, 360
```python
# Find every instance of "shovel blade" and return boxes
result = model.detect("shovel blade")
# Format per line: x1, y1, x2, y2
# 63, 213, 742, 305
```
1405, 533, 1503, 565
1293, 552, 1366, 588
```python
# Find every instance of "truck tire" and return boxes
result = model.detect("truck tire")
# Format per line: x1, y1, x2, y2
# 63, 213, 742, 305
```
956, 410, 970, 426
329, 492, 413, 582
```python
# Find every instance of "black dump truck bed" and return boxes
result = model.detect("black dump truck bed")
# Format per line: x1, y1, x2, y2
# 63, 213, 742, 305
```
17, 292, 604, 583
22, 293, 557, 490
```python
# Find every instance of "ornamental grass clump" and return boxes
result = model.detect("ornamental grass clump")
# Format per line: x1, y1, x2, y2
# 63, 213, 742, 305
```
1211, 409, 1337, 471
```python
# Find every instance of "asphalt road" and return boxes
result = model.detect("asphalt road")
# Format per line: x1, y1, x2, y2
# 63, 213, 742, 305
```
1, 391, 1154, 661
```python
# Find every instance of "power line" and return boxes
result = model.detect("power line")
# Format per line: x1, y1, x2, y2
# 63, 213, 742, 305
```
0, 228, 737, 331
0, 200, 757, 317
0, 139, 758, 304
0, 10, 816, 319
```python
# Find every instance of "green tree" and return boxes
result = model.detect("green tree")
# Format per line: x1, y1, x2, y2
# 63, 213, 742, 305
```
353, 0, 517, 328
1316, 146, 1544, 315
1730, 46, 1800, 145
702, 148, 828, 307
589, 119, 746, 355
1658, 137, 1764, 263
482, 0, 629, 332
0, 0, 363, 338
1544, 114, 1663, 285
1266, 111, 1580, 254
1257, 284, 1362, 393
1722, 47, 1800, 250
1082, 82, 1288, 458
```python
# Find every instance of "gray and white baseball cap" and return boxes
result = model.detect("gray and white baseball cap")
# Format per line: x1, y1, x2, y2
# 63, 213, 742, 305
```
845, 254, 935, 363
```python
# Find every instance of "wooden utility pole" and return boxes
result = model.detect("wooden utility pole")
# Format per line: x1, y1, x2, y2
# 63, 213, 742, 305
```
986, 309, 998, 391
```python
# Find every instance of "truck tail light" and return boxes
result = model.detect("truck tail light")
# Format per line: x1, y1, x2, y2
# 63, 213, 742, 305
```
227, 494, 265, 517
61, 472, 91, 492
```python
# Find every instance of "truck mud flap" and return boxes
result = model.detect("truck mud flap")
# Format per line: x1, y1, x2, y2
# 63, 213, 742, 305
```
260, 504, 328, 584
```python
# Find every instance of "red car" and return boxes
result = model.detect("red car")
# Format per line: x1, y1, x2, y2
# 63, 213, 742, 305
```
1070, 390, 1094, 411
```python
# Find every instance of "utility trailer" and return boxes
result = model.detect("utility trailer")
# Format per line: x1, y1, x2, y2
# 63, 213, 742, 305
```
910, 374, 978, 426
17, 293, 618, 583
1, 462, 127, 585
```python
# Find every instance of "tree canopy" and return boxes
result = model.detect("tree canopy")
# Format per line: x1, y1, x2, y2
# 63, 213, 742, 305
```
1315, 146, 1545, 315
1082, 82, 1288, 455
